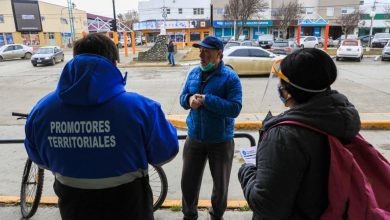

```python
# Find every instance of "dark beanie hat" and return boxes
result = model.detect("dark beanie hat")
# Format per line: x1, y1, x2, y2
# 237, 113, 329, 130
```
280, 48, 337, 91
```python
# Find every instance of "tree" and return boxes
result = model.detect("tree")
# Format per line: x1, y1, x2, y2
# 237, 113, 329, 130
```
337, 10, 361, 39
224, 0, 268, 40
384, 5, 390, 19
275, 0, 303, 39
117, 10, 139, 30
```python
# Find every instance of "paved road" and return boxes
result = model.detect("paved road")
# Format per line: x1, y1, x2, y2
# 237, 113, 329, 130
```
1, 54, 390, 219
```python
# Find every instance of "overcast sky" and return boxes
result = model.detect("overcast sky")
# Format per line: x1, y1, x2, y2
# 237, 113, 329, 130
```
41, 0, 140, 17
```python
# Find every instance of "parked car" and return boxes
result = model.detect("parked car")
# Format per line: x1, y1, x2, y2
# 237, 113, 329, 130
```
358, 35, 374, 47
0, 44, 33, 62
219, 36, 234, 45
269, 40, 297, 55
336, 39, 363, 62
382, 41, 390, 61
298, 36, 319, 48
31, 46, 64, 66
257, 34, 274, 49
223, 46, 283, 75
224, 40, 256, 50
332, 34, 358, 47
371, 33, 390, 48
316, 37, 325, 47
117, 38, 131, 48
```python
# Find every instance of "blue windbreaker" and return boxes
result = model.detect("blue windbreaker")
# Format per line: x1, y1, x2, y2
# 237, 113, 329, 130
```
24, 54, 179, 189
179, 61, 242, 143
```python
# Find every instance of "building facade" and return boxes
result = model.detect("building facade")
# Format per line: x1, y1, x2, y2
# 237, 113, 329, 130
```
134, 0, 212, 46
359, 0, 390, 36
0, 0, 88, 48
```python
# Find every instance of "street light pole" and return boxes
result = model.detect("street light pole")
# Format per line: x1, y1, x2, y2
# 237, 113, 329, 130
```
67, 0, 75, 43
369, 0, 377, 47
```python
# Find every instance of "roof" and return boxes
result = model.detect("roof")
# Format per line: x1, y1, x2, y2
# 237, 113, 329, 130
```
87, 13, 112, 21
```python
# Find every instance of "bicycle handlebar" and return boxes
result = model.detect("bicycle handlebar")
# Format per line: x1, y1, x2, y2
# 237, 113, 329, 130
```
12, 112, 28, 118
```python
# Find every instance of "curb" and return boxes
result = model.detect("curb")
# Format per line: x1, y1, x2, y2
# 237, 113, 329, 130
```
0, 196, 248, 209
167, 118, 390, 130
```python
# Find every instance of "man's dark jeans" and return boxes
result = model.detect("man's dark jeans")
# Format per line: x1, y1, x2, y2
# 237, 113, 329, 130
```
181, 137, 234, 220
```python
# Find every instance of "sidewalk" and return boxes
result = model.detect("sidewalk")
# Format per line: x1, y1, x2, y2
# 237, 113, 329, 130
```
0, 205, 254, 220
167, 112, 390, 130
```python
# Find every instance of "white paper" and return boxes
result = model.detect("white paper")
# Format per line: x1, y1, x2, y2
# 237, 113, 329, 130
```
239, 147, 257, 165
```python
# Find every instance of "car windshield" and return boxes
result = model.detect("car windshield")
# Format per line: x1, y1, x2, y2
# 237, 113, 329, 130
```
343, 41, 358, 46
258, 35, 273, 40
374, 33, 390, 39
224, 42, 240, 49
36, 48, 54, 54
273, 42, 289, 47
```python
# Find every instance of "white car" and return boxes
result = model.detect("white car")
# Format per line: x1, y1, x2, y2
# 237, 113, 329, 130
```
336, 39, 363, 62
0, 44, 33, 62
298, 36, 319, 48
223, 46, 284, 75
382, 41, 390, 61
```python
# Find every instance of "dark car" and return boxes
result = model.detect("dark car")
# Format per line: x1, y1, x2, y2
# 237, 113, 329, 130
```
358, 35, 374, 47
371, 33, 390, 48
269, 40, 297, 55
31, 46, 64, 67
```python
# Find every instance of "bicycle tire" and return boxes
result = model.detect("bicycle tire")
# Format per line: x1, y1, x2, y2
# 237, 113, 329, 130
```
149, 165, 168, 211
20, 159, 44, 219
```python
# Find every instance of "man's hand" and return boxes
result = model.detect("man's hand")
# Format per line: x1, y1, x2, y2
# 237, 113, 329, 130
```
189, 94, 203, 109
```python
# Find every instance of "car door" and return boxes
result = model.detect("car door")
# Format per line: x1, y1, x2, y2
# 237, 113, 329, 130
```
2, 45, 15, 59
54, 48, 60, 61
225, 48, 251, 74
249, 48, 274, 75
14, 45, 25, 58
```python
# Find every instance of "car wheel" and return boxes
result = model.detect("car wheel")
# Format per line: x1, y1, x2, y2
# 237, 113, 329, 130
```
0, 56, 3, 62
336, 57, 340, 61
61, 55, 64, 62
24, 52, 32, 59
32, 63, 37, 67
382, 57, 385, 61
319, 43, 324, 47
357, 56, 362, 62
51, 58, 56, 65
314, 44, 318, 48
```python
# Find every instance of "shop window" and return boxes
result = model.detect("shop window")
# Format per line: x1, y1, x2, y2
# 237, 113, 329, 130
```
0, 15, 4, 23
6, 33, 14, 44
360, 0, 364, 5
21, 32, 40, 46
0, 33, 4, 46
178, 8, 182, 14
190, 32, 201, 41
341, 7, 354, 15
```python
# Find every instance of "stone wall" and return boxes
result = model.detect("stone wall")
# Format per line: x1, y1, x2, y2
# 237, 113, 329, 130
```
137, 35, 169, 62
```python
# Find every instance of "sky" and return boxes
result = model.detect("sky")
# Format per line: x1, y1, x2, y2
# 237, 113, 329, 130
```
41, 0, 140, 17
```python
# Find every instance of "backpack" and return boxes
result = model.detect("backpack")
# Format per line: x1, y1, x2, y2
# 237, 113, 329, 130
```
272, 120, 390, 220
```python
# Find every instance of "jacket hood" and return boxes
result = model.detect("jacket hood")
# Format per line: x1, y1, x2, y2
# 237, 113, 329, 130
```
57, 54, 126, 106
263, 90, 361, 141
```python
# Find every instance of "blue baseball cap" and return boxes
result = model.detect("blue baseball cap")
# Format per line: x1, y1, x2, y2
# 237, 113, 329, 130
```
193, 36, 224, 51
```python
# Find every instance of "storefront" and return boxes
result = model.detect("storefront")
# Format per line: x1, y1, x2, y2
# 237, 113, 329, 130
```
298, 19, 328, 37
134, 20, 211, 47
213, 20, 273, 40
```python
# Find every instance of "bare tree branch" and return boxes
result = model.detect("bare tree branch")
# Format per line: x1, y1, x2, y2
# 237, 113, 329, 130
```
224, 0, 268, 39
337, 10, 361, 39
276, 0, 302, 39
117, 10, 139, 30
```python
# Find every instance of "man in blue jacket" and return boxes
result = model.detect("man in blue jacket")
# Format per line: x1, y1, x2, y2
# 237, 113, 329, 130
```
179, 36, 242, 220
24, 33, 179, 220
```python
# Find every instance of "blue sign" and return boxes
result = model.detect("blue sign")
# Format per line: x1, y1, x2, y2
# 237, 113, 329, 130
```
298, 19, 328, 26
213, 20, 272, 27
0, 34, 5, 46
6, 33, 14, 44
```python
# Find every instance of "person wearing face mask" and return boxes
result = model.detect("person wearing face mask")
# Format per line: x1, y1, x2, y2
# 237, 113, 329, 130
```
238, 48, 361, 220
179, 36, 243, 220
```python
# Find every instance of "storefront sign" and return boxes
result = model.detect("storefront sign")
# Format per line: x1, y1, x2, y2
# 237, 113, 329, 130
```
11, 0, 43, 32
213, 20, 273, 27
298, 19, 328, 26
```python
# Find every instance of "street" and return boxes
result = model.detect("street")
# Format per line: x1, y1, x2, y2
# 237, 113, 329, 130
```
1, 52, 390, 219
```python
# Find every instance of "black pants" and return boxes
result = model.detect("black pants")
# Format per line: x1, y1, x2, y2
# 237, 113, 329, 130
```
181, 137, 234, 219
54, 176, 154, 220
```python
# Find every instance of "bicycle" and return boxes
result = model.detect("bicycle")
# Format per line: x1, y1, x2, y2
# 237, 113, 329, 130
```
1, 112, 169, 219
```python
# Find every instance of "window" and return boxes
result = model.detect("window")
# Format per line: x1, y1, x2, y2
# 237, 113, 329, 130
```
326, 7, 334, 17
341, 7, 354, 14
229, 49, 249, 57
190, 32, 200, 41
15, 45, 23, 50
193, 8, 204, 15
4, 46, 14, 52
0, 15, 4, 23
178, 8, 182, 14
249, 49, 269, 57
216, 8, 224, 15
60, 18, 68, 24
166, 8, 171, 14
49, 32, 55, 40
305, 7, 314, 15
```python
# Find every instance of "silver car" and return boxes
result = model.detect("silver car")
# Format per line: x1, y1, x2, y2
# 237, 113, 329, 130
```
382, 41, 390, 61
0, 44, 33, 62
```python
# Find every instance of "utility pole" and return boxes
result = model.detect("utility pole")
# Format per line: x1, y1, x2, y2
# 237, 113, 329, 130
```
210, 4, 213, 35
112, 0, 120, 63
67, 0, 75, 44
369, 0, 377, 46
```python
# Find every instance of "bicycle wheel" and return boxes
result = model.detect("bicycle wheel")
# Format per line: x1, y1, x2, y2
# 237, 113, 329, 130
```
149, 165, 168, 211
20, 159, 44, 219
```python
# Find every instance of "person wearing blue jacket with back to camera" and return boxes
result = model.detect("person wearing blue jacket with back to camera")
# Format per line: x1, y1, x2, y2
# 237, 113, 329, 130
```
24, 33, 179, 220
180, 36, 242, 220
